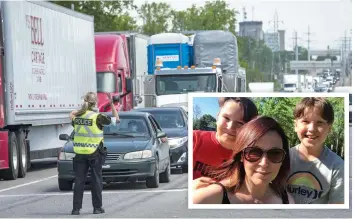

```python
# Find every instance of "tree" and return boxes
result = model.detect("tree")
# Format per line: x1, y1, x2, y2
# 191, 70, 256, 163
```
51, 1, 138, 32
139, 2, 172, 35
171, 0, 238, 34
253, 97, 300, 147
325, 97, 345, 158
193, 104, 202, 120
252, 97, 345, 158
199, 114, 216, 130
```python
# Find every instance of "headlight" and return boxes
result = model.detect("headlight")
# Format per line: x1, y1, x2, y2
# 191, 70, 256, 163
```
177, 152, 187, 163
168, 136, 187, 148
58, 152, 75, 160
124, 150, 152, 160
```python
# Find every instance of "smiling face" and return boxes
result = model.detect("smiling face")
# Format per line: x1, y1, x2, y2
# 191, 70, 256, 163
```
242, 131, 284, 186
216, 100, 245, 149
294, 107, 332, 150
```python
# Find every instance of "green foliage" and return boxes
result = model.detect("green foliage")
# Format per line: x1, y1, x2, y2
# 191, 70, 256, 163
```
139, 2, 172, 35
51, 1, 138, 31
194, 114, 216, 130
171, 1, 237, 34
252, 97, 345, 158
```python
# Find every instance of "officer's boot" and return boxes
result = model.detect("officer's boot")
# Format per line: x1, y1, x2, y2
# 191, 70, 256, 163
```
93, 207, 105, 214
71, 209, 80, 215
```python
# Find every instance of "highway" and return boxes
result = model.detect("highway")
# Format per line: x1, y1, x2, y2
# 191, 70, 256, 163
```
0, 126, 351, 218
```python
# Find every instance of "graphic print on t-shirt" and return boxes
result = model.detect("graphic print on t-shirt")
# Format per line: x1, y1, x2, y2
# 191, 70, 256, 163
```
287, 171, 324, 203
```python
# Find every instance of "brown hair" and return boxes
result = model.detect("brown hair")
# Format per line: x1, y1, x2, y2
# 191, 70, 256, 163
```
293, 97, 334, 124
75, 92, 97, 117
211, 116, 290, 196
218, 97, 258, 122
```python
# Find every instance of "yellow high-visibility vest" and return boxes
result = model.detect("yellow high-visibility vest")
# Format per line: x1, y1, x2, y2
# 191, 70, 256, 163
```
73, 111, 103, 154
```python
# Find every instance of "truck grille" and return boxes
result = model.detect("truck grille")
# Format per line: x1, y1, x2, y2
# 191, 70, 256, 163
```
106, 153, 123, 161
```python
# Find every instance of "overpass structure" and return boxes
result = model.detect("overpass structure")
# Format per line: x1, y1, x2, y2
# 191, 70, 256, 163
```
309, 49, 341, 56
290, 60, 341, 71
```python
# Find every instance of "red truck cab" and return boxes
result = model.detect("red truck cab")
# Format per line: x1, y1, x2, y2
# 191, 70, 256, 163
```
94, 34, 133, 112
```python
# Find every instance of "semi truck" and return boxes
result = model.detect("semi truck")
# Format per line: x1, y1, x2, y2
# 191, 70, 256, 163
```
94, 33, 133, 112
143, 31, 245, 110
0, 1, 96, 180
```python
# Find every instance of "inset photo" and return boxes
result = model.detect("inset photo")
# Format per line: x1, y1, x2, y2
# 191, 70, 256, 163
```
188, 93, 350, 209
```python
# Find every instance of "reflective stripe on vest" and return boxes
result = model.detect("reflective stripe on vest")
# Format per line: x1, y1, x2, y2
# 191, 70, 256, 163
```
73, 111, 103, 154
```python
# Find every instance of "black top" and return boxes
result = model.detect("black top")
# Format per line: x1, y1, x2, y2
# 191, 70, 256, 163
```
213, 182, 289, 204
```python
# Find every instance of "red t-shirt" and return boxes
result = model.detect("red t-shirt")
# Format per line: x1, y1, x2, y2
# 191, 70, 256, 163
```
193, 130, 233, 179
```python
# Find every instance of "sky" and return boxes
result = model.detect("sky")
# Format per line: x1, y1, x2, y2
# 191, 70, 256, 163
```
193, 97, 219, 118
133, 0, 352, 50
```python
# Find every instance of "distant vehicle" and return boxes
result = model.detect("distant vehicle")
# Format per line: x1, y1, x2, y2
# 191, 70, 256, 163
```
314, 86, 329, 93
57, 112, 171, 190
134, 107, 188, 173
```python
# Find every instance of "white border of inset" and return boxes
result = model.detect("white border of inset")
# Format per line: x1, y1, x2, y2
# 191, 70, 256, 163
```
188, 92, 350, 209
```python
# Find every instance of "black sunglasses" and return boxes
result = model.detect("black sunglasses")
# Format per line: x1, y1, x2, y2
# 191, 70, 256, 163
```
243, 147, 286, 163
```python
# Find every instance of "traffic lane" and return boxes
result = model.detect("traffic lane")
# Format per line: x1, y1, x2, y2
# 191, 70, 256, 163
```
0, 158, 58, 191
0, 174, 189, 218
0, 187, 351, 218
0, 168, 188, 195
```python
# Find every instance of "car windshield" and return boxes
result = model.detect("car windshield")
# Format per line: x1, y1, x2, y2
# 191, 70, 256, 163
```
146, 111, 185, 129
155, 74, 216, 95
103, 116, 150, 137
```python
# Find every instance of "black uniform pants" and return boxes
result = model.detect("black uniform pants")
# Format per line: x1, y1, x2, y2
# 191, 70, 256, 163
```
72, 150, 106, 210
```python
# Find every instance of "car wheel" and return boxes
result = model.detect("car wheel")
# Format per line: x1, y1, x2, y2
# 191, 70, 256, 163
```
182, 165, 188, 173
159, 159, 171, 183
58, 179, 73, 191
146, 159, 159, 188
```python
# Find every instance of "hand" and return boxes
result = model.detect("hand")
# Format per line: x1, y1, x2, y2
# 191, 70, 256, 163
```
192, 177, 216, 191
70, 110, 78, 120
115, 117, 120, 124
106, 93, 113, 104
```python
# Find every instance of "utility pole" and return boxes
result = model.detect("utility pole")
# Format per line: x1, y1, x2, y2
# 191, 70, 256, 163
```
304, 25, 314, 61
293, 31, 300, 91
268, 10, 283, 82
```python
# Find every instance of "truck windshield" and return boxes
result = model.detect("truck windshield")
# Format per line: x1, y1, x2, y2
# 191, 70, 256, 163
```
97, 72, 116, 93
155, 74, 216, 95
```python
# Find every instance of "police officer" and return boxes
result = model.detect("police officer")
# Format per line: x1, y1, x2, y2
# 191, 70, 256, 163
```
69, 92, 119, 215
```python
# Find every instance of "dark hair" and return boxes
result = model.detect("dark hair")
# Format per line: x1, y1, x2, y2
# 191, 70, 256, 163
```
218, 97, 258, 122
211, 116, 290, 197
294, 97, 334, 124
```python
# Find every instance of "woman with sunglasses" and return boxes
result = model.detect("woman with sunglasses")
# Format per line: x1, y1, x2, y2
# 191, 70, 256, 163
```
193, 116, 295, 204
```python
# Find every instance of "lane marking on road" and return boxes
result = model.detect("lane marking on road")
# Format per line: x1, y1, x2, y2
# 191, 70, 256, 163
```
0, 188, 187, 198
0, 175, 58, 193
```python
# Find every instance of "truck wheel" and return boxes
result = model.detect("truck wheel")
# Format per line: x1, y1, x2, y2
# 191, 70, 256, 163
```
16, 130, 27, 178
25, 140, 31, 170
146, 159, 159, 188
1, 132, 19, 180
58, 179, 73, 191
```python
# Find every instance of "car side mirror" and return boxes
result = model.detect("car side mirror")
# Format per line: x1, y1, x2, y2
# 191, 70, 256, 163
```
157, 132, 167, 138
59, 134, 70, 141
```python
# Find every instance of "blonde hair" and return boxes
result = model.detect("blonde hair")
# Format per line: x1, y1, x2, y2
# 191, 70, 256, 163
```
75, 92, 97, 117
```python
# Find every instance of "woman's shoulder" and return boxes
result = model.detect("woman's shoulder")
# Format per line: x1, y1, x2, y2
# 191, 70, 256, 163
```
193, 182, 226, 204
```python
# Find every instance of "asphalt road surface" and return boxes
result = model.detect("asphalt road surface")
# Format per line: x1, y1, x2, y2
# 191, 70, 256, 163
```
0, 127, 351, 218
